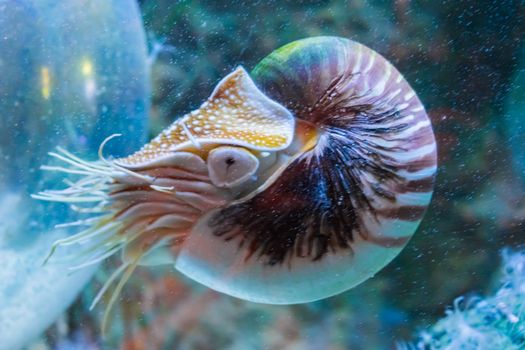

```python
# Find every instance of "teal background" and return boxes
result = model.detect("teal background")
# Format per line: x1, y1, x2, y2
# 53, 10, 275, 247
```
1, 1, 525, 349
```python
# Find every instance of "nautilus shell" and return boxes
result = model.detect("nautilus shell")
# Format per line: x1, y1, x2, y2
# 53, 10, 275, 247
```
35, 36, 436, 319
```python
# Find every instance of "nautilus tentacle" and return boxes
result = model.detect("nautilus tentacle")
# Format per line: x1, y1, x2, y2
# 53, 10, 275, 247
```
175, 37, 437, 303
35, 36, 436, 314
33, 65, 305, 327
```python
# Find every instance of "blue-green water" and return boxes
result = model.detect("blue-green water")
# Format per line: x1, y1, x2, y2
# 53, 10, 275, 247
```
0, 1, 148, 348
1, 1, 525, 350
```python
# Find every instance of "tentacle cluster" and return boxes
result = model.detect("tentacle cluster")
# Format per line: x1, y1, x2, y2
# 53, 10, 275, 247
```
33, 136, 224, 331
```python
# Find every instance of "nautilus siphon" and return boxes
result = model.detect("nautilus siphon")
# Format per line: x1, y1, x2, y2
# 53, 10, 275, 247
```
35, 36, 437, 325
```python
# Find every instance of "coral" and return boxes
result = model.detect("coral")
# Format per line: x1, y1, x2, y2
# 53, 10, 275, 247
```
401, 249, 525, 350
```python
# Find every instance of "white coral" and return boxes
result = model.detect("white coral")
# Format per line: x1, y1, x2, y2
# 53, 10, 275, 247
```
402, 249, 525, 350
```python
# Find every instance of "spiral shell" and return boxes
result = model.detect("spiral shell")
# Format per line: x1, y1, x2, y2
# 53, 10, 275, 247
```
35, 36, 437, 309
175, 37, 437, 303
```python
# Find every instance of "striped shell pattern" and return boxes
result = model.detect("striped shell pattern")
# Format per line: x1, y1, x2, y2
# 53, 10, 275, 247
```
177, 37, 437, 303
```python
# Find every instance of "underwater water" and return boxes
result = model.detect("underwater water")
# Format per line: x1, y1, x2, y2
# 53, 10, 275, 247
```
0, 0, 149, 348
0, 1, 525, 349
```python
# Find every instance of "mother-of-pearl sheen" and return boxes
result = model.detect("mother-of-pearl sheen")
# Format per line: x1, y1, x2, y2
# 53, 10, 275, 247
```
175, 211, 402, 304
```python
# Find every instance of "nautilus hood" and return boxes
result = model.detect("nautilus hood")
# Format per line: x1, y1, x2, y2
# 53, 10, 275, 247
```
116, 67, 296, 168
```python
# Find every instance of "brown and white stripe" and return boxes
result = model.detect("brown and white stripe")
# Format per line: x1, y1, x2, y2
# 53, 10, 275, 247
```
175, 37, 437, 304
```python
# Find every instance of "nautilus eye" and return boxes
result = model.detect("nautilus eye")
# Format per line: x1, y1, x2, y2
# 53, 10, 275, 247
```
35, 36, 437, 318
207, 146, 259, 188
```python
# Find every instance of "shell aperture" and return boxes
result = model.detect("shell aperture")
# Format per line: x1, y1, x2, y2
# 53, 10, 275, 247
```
35, 36, 436, 315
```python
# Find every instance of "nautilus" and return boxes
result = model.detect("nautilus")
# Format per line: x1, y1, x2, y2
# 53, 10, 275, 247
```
35, 36, 437, 324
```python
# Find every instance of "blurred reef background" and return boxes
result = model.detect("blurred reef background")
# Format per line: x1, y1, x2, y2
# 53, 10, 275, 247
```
26, 0, 525, 349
